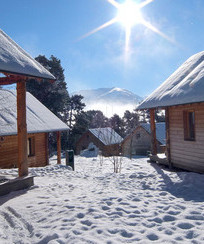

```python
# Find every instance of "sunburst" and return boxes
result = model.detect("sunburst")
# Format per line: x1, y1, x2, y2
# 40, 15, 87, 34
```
79, 0, 173, 55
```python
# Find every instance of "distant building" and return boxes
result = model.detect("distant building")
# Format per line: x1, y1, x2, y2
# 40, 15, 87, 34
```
0, 89, 69, 168
122, 123, 166, 157
75, 127, 123, 156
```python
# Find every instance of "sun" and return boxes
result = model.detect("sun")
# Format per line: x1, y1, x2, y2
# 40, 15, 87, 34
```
116, 0, 144, 29
79, 0, 173, 56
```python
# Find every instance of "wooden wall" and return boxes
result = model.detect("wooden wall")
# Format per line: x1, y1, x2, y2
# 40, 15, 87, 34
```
0, 133, 49, 168
75, 131, 121, 156
169, 103, 204, 173
122, 126, 162, 157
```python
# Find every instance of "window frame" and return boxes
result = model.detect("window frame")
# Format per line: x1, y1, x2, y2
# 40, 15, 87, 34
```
27, 136, 35, 157
183, 110, 195, 141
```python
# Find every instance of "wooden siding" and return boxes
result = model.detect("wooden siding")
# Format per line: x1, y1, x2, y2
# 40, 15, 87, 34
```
0, 133, 49, 168
122, 126, 163, 157
169, 103, 204, 173
75, 131, 120, 156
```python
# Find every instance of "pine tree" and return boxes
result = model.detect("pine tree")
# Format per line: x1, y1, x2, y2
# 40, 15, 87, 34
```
26, 55, 69, 120
123, 110, 139, 135
109, 114, 125, 137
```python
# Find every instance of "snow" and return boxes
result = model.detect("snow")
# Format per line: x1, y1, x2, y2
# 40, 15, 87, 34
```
137, 51, 204, 109
0, 89, 69, 136
89, 128, 123, 146
1, 156, 204, 243
0, 29, 55, 80
80, 142, 99, 157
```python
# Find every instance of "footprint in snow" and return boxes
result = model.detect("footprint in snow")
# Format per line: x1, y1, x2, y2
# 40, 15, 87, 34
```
146, 233, 159, 241
177, 222, 194, 229
77, 213, 85, 219
81, 220, 92, 227
163, 215, 176, 222
102, 206, 110, 211
120, 230, 133, 238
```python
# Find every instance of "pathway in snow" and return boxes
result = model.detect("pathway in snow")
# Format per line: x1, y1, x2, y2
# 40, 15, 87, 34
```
0, 156, 204, 243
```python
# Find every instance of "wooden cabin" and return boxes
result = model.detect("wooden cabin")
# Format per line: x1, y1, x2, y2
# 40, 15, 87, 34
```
75, 127, 123, 156
0, 28, 56, 179
137, 51, 204, 173
122, 123, 166, 157
0, 89, 69, 168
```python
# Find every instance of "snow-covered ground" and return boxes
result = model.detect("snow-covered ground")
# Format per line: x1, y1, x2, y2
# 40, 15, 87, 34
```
0, 156, 204, 243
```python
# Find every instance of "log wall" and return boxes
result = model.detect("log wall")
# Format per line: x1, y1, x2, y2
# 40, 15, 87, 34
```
0, 133, 49, 168
169, 103, 204, 173
122, 126, 163, 157
75, 131, 121, 156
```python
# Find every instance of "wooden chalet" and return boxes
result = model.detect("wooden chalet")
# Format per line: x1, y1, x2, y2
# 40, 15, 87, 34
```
122, 122, 166, 157
0, 28, 60, 193
75, 128, 123, 156
137, 51, 204, 173
0, 89, 69, 168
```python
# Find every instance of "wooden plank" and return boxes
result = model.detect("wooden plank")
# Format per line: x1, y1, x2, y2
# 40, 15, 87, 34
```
45, 133, 49, 165
57, 131, 61, 164
17, 80, 28, 177
150, 108, 157, 155
165, 107, 172, 168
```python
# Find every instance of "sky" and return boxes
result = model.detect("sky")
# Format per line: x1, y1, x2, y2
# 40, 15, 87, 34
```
1, 0, 204, 97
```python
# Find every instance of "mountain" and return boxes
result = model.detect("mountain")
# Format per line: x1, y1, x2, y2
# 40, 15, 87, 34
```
72, 87, 142, 117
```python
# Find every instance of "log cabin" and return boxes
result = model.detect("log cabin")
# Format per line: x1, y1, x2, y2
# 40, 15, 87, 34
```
137, 51, 204, 173
0, 89, 69, 168
0, 27, 56, 189
75, 128, 123, 156
122, 122, 166, 157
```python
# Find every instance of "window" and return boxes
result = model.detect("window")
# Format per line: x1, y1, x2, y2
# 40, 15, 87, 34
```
136, 133, 140, 139
183, 111, 195, 141
27, 137, 35, 157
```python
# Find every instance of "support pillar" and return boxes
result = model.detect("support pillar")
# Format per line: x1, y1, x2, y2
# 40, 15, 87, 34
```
57, 131, 61, 164
17, 80, 28, 177
165, 107, 172, 168
150, 108, 157, 155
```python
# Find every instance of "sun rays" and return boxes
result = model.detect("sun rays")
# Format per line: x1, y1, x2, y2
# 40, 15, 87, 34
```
79, 0, 173, 58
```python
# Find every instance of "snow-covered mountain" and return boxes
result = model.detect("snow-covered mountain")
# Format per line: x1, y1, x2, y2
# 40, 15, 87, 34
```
72, 87, 142, 117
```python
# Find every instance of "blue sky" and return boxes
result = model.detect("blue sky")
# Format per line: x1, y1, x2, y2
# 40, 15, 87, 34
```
1, 0, 204, 97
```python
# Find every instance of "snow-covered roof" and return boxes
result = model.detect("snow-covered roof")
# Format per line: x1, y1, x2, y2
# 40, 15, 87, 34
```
140, 122, 166, 145
0, 29, 55, 80
0, 89, 69, 136
137, 51, 204, 109
89, 128, 123, 146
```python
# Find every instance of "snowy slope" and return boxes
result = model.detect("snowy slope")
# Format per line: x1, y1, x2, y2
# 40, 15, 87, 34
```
72, 87, 142, 117
73, 87, 142, 105
0, 156, 204, 243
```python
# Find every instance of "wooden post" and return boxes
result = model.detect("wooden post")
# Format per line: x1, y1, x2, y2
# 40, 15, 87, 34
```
17, 80, 28, 177
150, 108, 157, 155
45, 133, 49, 165
57, 131, 61, 164
165, 107, 172, 168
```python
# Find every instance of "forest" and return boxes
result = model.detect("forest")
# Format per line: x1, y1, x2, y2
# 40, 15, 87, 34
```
26, 55, 164, 153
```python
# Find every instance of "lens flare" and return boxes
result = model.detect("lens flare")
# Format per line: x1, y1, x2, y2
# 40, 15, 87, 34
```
79, 0, 174, 58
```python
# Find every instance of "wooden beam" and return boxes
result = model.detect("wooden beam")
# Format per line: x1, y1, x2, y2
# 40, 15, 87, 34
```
17, 80, 28, 177
150, 108, 157, 155
57, 131, 61, 164
45, 133, 49, 165
165, 107, 172, 168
